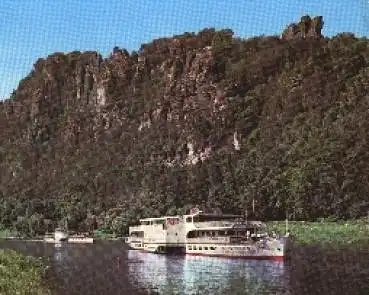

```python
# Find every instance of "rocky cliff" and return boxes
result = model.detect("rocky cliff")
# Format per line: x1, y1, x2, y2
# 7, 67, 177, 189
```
282, 15, 324, 40
1, 15, 369, 235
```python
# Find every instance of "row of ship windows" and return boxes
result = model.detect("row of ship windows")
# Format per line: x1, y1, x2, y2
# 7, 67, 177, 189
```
187, 245, 253, 251
187, 245, 217, 251
140, 216, 233, 225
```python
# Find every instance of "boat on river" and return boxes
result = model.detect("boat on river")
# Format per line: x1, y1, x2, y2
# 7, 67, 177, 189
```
43, 229, 94, 244
126, 208, 289, 260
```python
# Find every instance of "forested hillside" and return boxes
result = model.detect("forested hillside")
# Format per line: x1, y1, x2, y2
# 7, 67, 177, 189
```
1, 15, 368, 236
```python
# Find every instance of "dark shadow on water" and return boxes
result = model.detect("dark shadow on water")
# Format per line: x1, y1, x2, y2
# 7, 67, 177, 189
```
288, 243, 369, 295
1, 240, 368, 295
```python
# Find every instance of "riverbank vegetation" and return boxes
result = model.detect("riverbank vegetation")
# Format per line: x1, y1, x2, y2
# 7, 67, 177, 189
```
267, 219, 369, 245
2, 218, 367, 246
93, 229, 122, 240
0, 249, 50, 295
0, 225, 10, 239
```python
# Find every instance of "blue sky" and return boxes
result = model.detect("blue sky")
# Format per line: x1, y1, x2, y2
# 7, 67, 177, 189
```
0, 0, 366, 99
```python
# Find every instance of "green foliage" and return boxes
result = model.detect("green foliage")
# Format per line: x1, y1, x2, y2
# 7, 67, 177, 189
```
0, 224, 10, 239
267, 220, 369, 245
0, 249, 50, 295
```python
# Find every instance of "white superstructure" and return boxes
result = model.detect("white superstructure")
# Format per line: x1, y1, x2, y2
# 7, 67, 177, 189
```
54, 228, 68, 242
127, 215, 186, 253
126, 208, 289, 260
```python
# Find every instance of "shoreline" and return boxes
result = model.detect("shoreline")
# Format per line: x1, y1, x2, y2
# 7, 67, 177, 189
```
2, 220, 368, 245
266, 220, 369, 245
0, 236, 124, 242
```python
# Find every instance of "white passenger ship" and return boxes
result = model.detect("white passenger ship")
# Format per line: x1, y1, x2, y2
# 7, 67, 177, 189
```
126, 208, 289, 260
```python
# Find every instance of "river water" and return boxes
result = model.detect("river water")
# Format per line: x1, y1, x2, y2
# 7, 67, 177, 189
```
0, 240, 290, 295
1, 240, 368, 295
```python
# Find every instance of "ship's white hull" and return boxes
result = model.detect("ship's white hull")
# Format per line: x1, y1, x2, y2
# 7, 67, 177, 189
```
143, 243, 186, 254
68, 237, 94, 243
127, 242, 185, 254
54, 231, 68, 242
126, 239, 144, 250
185, 244, 285, 261
127, 240, 287, 261
185, 237, 288, 261
43, 237, 94, 244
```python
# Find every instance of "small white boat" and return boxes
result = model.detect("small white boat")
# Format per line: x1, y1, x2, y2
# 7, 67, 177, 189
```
68, 236, 94, 243
43, 230, 94, 244
44, 237, 57, 243
54, 228, 68, 242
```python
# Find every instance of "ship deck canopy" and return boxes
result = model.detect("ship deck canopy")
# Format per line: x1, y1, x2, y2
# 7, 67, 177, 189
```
186, 213, 243, 222
139, 216, 181, 225
188, 221, 266, 232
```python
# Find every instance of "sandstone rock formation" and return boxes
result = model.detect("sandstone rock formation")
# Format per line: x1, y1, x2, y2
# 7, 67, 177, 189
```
282, 15, 324, 40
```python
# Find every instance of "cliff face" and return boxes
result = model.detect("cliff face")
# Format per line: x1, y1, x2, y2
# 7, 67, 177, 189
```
1, 16, 369, 234
2, 28, 234, 164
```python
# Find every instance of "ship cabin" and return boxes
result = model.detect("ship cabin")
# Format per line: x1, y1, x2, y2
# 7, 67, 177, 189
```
128, 224, 144, 249
184, 210, 267, 246
130, 215, 186, 246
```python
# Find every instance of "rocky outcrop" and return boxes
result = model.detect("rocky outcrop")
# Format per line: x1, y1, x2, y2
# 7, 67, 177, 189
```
282, 15, 324, 40
0, 16, 328, 161
1, 27, 239, 160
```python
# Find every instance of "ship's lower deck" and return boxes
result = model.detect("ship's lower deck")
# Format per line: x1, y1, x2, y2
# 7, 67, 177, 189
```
143, 243, 186, 254
127, 241, 286, 261
185, 243, 284, 261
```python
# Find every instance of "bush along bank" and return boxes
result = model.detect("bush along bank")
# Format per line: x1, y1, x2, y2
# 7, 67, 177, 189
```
267, 219, 369, 246
0, 249, 51, 295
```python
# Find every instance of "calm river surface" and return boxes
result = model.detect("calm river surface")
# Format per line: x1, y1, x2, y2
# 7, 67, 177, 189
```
2, 240, 368, 295
0, 240, 290, 295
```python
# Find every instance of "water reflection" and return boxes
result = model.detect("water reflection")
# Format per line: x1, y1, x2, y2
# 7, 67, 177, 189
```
0, 241, 289, 295
127, 250, 288, 295
1, 241, 367, 295
53, 243, 64, 262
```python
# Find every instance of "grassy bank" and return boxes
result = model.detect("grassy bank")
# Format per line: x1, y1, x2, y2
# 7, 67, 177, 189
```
0, 224, 10, 239
0, 229, 9, 239
0, 249, 50, 295
267, 219, 369, 245
93, 230, 123, 240
2, 219, 368, 246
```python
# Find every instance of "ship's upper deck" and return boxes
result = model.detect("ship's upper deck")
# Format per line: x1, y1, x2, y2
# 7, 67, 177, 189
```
132, 208, 265, 230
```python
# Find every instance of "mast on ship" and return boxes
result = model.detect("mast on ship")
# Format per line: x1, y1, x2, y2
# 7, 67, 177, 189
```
285, 209, 289, 236
243, 196, 255, 222
245, 205, 248, 223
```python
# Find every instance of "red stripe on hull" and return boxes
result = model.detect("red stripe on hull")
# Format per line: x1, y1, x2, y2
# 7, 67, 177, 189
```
130, 249, 285, 262
185, 252, 284, 261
